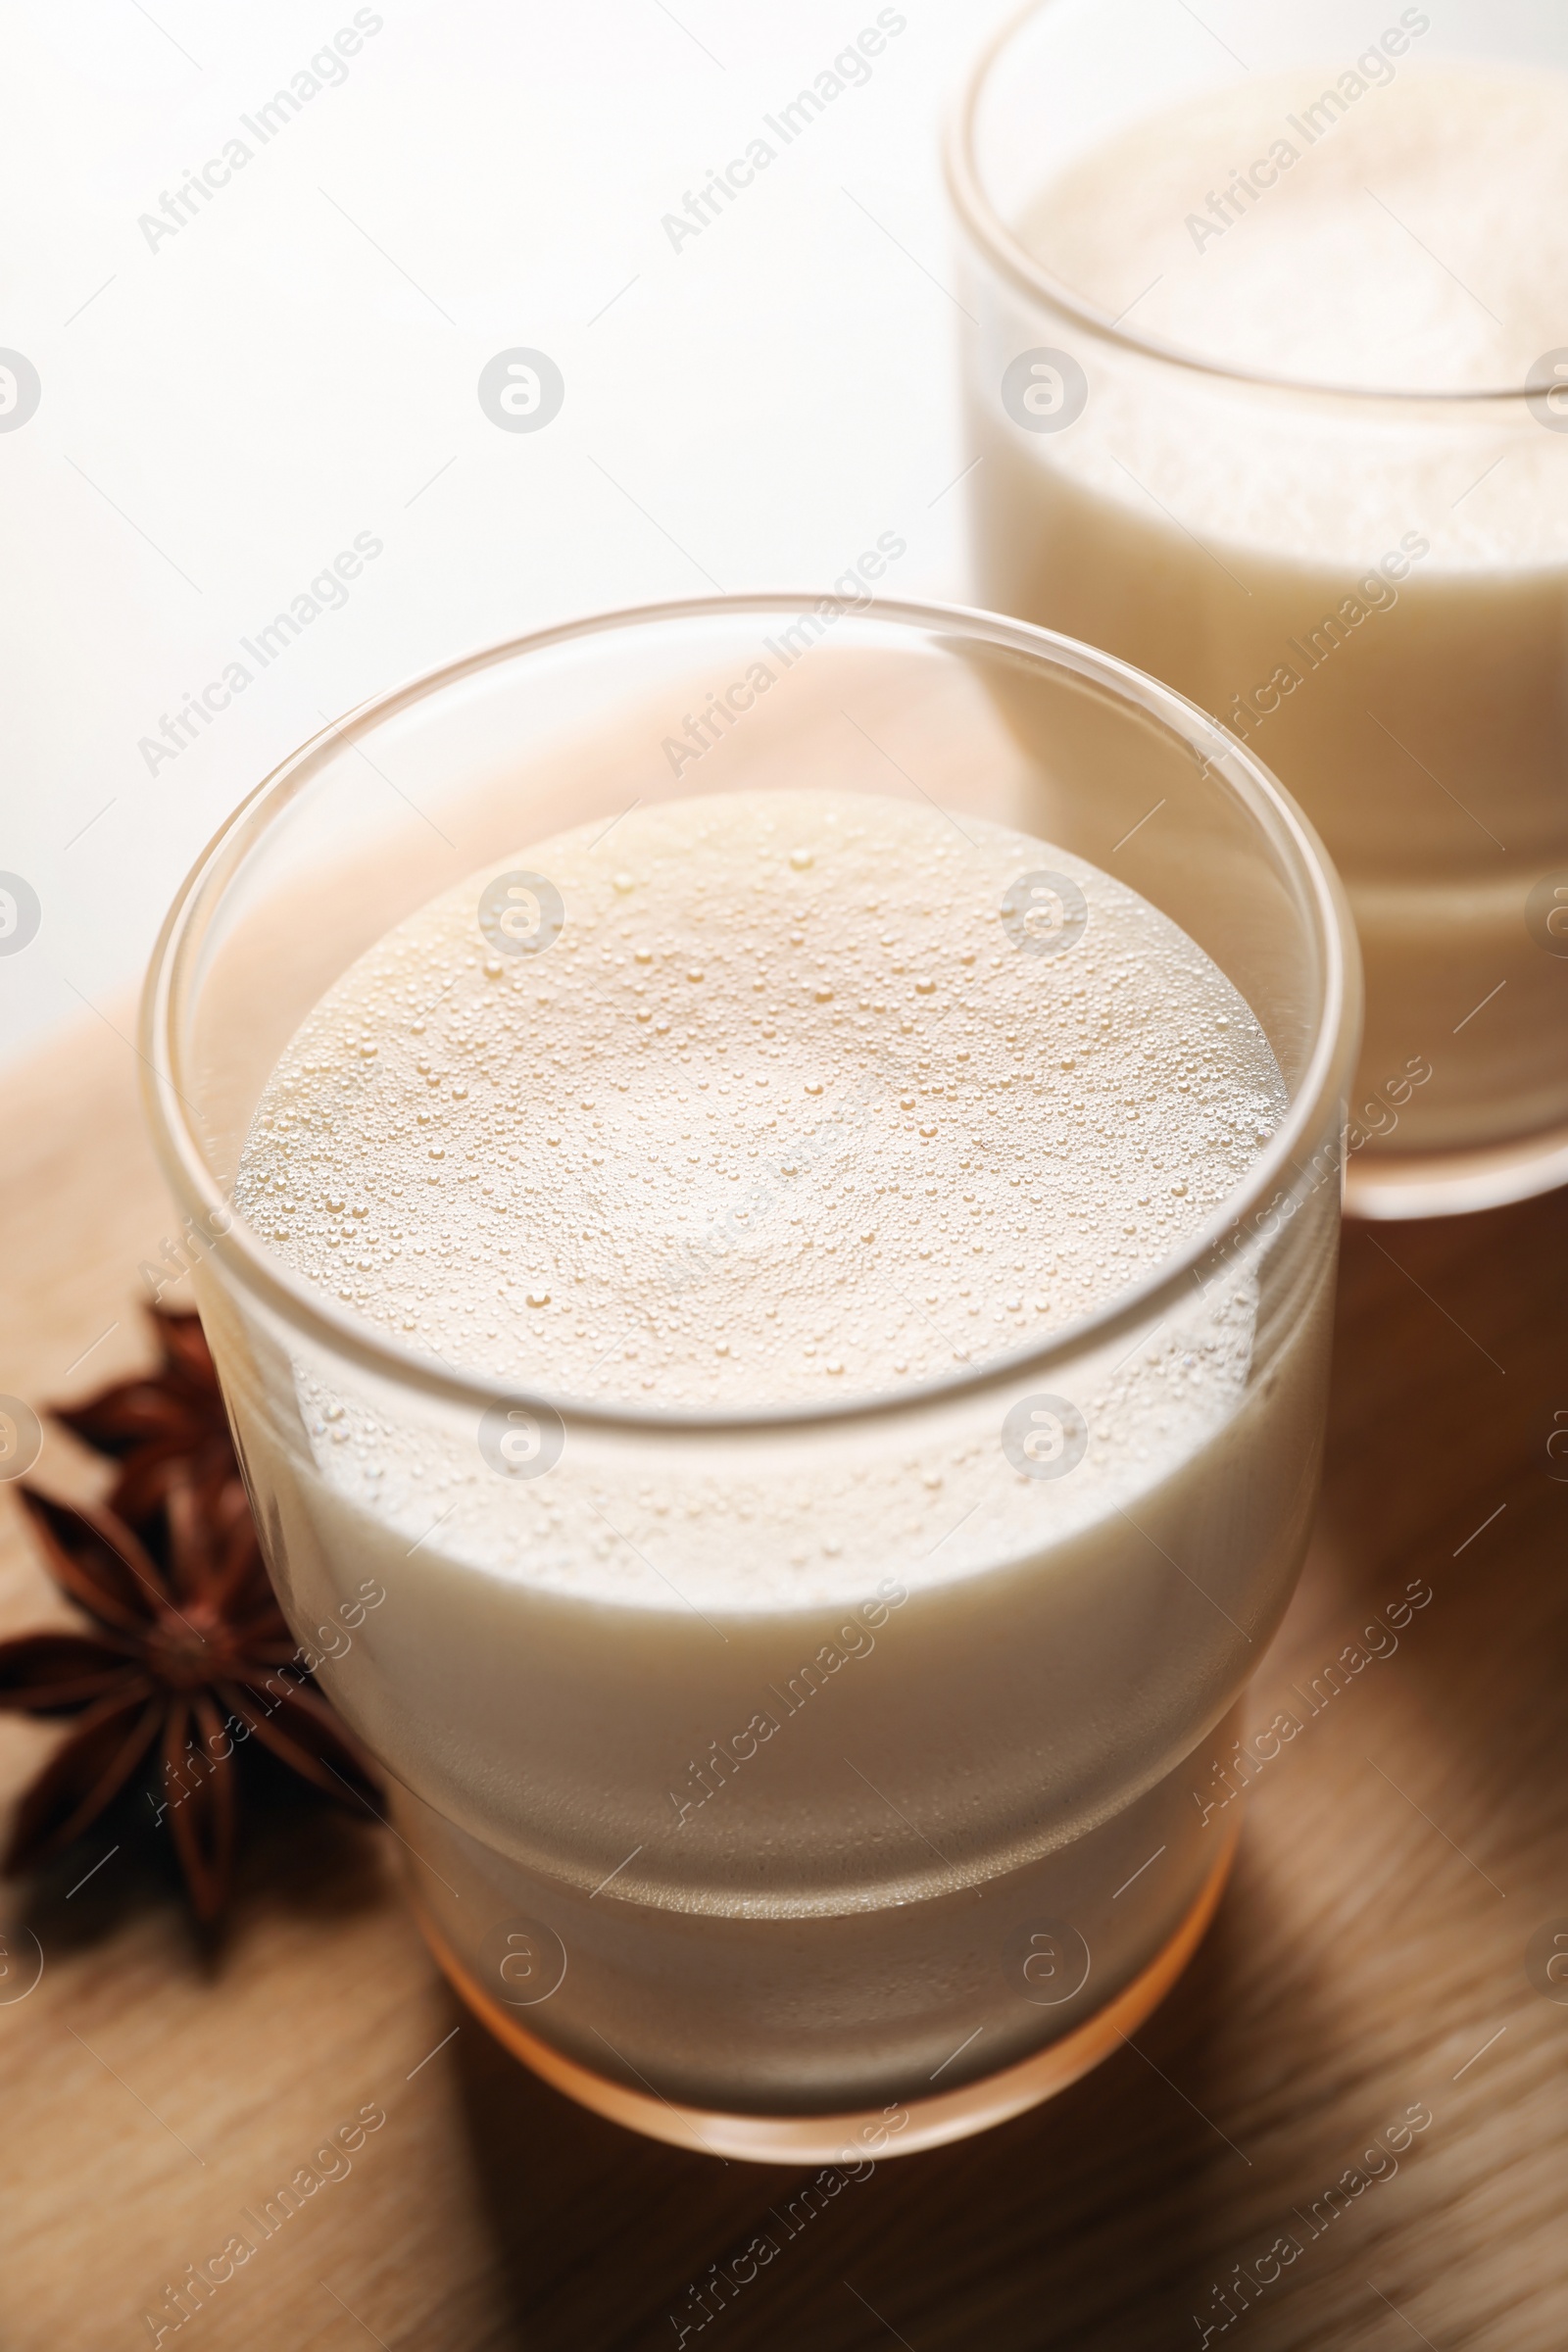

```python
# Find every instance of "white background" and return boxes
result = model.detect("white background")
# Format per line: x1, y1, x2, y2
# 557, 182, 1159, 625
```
0, 0, 1020, 1070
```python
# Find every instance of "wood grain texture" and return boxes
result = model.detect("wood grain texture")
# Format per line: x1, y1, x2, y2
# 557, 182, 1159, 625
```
0, 1007, 1564, 2352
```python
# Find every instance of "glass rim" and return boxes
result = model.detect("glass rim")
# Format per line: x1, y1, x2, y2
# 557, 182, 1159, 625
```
945, 0, 1542, 409
139, 590, 1360, 1439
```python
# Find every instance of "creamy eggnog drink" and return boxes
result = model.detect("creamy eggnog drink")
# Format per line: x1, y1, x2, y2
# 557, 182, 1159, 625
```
956, 24, 1568, 1209
226, 787, 1309, 2144
144, 600, 1356, 2156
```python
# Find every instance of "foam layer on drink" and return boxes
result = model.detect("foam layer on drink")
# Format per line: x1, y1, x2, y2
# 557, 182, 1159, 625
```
1004, 62, 1568, 571
236, 791, 1284, 1413
1028, 61, 1568, 399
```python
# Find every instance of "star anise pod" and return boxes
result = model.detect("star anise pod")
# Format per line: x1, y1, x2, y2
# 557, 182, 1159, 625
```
55, 1305, 235, 1527
0, 1316, 380, 1921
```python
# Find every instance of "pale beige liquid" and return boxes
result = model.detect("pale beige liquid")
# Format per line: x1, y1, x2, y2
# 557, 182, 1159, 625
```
970, 60, 1568, 1157
231, 791, 1321, 2111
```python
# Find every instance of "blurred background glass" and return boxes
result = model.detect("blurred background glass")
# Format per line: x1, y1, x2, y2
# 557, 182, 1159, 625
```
950, 0, 1568, 1219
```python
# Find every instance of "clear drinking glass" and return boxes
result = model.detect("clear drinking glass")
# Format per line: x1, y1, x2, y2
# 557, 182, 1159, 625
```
141, 597, 1358, 2161
949, 0, 1568, 1219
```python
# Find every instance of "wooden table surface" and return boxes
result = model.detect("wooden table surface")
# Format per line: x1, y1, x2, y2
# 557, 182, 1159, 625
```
1, 1010, 1564, 2352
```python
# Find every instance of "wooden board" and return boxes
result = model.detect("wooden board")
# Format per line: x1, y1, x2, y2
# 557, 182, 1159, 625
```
1, 1006, 1564, 2351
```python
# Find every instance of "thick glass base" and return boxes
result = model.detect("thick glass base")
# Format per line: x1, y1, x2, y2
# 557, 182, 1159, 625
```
1344, 1115, 1568, 1223
407, 1825, 1239, 2164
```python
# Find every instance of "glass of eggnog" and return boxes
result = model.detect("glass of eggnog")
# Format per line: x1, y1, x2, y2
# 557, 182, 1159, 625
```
950, 0, 1568, 1220
141, 597, 1357, 2160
